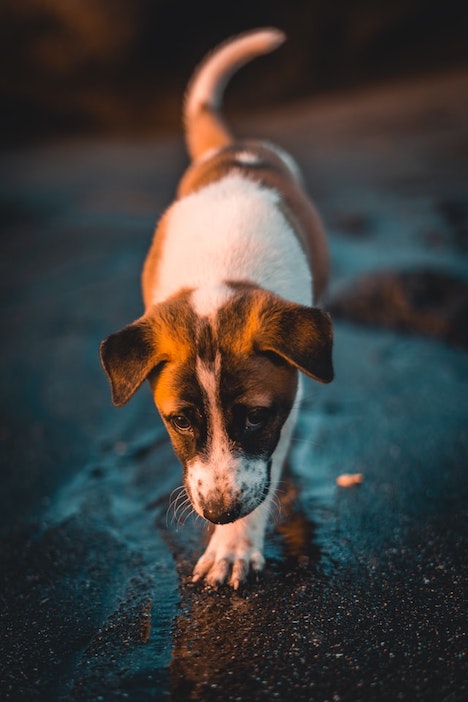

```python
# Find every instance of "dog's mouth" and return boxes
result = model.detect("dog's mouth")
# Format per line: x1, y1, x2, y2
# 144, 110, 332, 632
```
187, 458, 272, 525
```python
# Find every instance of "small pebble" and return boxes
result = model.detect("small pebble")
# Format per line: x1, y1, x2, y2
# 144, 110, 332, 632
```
336, 473, 364, 487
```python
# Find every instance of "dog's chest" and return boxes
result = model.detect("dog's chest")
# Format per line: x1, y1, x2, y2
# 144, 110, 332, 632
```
149, 174, 312, 307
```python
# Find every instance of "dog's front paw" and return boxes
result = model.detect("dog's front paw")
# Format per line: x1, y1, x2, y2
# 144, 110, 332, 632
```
192, 523, 265, 589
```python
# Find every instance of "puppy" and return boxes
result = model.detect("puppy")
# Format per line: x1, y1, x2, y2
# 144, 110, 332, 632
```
100, 28, 333, 589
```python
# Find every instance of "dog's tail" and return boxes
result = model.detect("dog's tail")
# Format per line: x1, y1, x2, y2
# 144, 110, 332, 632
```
183, 27, 286, 162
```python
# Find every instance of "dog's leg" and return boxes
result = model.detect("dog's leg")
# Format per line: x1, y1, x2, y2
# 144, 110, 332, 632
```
192, 395, 300, 588
192, 507, 268, 589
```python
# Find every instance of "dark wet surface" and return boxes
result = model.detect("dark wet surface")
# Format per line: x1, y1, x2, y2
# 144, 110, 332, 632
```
1, 72, 468, 700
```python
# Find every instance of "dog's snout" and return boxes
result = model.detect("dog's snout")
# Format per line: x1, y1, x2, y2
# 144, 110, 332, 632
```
203, 502, 242, 525
187, 456, 272, 524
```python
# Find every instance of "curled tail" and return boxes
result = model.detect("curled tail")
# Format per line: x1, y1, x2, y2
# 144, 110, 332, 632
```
183, 27, 286, 162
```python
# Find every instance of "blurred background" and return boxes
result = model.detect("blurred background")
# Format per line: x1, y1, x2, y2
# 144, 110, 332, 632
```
1, 0, 468, 146
1, 5, 467, 699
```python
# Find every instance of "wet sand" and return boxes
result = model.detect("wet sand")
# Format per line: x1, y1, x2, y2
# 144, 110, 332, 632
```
1, 70, 467, 701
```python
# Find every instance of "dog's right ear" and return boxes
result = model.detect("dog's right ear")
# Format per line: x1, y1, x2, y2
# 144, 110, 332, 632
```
100, 318, 159, 406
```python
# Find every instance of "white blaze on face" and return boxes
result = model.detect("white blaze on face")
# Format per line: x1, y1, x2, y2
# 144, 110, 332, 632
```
187, 354, 231, 514
196, 353, 226, 462
186, 354, 269, 521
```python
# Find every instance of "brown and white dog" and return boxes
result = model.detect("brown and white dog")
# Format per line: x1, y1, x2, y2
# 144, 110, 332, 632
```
100, 28, 333, 589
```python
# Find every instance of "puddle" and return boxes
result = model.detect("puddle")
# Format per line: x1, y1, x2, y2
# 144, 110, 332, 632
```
41, 395, 332, 700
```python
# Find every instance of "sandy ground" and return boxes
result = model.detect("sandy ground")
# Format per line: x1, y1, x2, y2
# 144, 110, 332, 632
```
1, 70, 467, 701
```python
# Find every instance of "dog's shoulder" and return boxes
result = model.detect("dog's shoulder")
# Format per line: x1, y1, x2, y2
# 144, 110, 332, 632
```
144, 164, 313, 309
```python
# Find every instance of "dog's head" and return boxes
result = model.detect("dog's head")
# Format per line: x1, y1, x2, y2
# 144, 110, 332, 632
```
100, 284, 333, 524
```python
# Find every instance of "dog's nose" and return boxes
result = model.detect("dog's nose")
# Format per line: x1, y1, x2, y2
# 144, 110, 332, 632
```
203, 503, 241, 524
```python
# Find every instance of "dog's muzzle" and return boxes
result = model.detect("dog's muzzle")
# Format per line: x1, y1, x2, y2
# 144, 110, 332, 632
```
196, 458, 272, 524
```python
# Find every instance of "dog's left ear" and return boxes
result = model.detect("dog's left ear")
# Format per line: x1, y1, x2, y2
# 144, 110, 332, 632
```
100, 317, 159, 406
256, 301, 334, 383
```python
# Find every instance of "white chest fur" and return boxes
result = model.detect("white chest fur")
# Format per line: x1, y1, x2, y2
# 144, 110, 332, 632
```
150, 174, 312, 309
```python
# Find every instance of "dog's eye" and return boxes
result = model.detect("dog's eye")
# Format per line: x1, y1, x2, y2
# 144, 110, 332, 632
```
245, 407, 270, 431
171, 414, 192, 433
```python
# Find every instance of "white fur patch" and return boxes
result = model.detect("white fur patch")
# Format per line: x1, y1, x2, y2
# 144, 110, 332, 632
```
196, 354, 224, 450
190, 284, 234, 318
187, 452, 268, 520
234, 151, 261, 166
187, 355, 270, 521
150, 174, 312, 307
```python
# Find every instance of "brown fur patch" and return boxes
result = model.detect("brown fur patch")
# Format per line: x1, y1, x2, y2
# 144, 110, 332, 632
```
152, 289, 299, 465
102, 284, 332, 471
141, 210, 171, 309
147, 284, 332, 413
185, 105, 232, 162
101, 291, 196, 407
214, 284, 334, 383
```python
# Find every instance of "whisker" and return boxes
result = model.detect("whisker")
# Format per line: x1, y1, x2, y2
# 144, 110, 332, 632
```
173, 492, 190, 515
166, 485, 190, 528
256, 489, 283, 526
165, 482, 210, 532
179, 501, 196, 527
169, 485, 186, 504
274, 479, 290, 498
174, 496, 191, 522
269, 491, 284, 524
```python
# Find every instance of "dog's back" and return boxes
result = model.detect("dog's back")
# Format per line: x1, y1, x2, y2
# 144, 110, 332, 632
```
142, 28, 329, 310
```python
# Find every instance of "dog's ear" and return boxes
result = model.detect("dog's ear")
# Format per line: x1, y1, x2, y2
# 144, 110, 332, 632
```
100, 318, 159, 406
255, 300, 334, 383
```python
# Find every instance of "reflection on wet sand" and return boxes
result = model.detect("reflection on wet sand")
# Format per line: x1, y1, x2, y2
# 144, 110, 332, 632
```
168, 474, 324, 700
